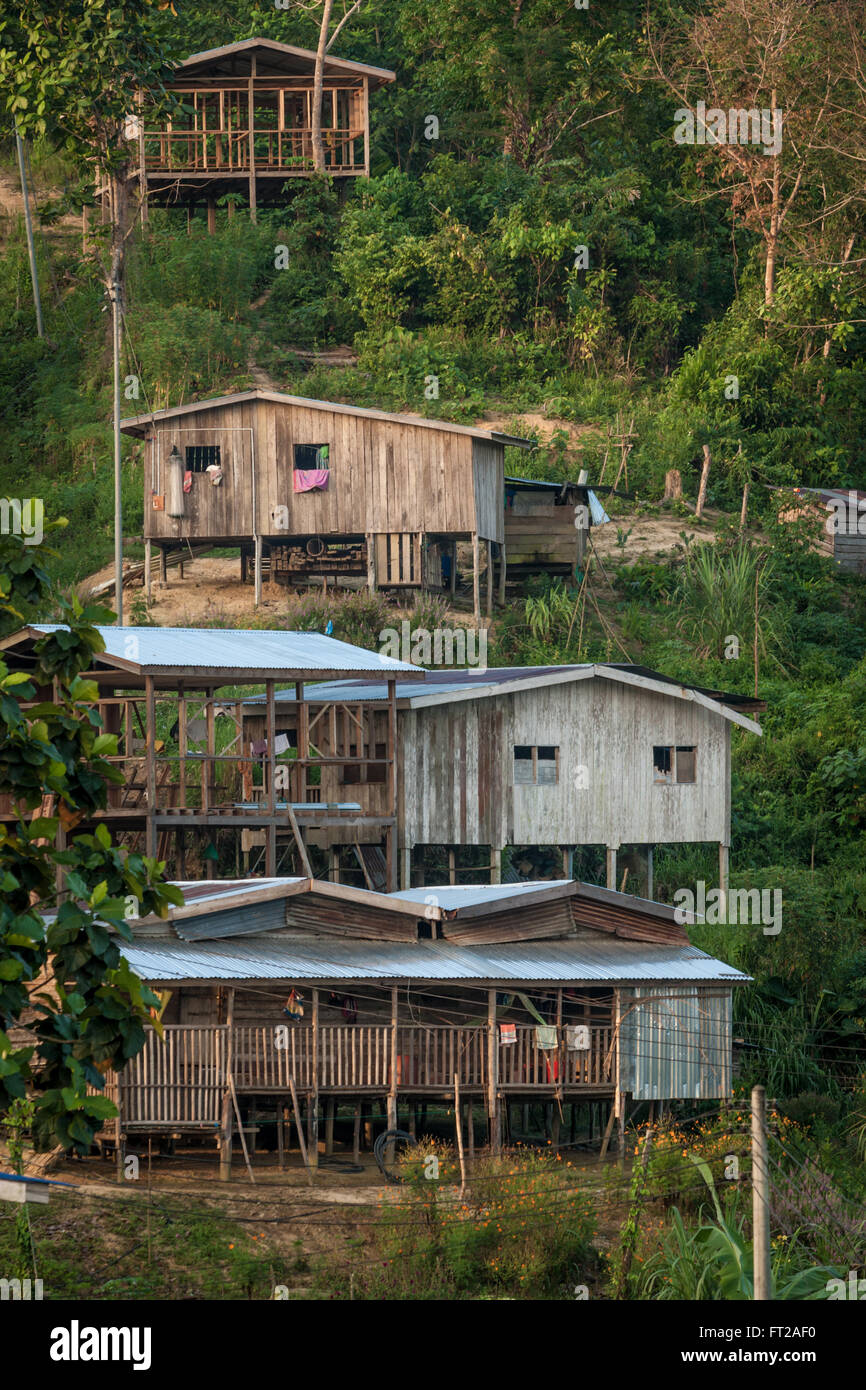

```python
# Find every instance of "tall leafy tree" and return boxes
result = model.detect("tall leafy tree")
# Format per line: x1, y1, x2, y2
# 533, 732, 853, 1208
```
0, 1, 179, 301
0, 528, 182, 1151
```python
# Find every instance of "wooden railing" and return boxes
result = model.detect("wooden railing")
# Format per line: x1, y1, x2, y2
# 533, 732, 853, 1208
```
114, 1026, 227, 1126
143, 128, 364, 174
105, 1024, 615, 1124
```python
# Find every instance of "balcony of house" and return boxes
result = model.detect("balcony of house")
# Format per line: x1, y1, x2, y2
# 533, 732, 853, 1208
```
141, 83, 368, 180
102, 1017, 617, 1130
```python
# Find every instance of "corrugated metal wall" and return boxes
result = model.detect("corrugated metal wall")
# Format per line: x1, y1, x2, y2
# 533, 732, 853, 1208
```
620, 986, 732, 1100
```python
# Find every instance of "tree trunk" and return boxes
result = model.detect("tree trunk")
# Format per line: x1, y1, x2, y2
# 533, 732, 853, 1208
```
764, 88, 780, 308
696, 445, 711, 519
311, 0, 335, 173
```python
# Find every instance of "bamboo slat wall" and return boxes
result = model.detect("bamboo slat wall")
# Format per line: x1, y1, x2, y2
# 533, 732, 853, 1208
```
104, 1023, 617, 1128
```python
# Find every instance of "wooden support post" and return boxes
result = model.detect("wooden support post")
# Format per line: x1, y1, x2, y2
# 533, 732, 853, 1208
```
204, 689, 215, 842
266, 679, 276, 877
448, 849, 456, 885
454, 1074, 466, 1195
325, 1099, 336, 1156
145, 676, 157, 857
387, 985, 398, 1161
289, 1077, 313, 1186
387, 679, 398, 890
562, 846, 574, 879
144, 538, 152, 601
606, 845, 617, 891
486, 539, 493, 617
366, 532, 377, 592
310, 988, 319, 1168
207, 198, 216, 234
254, 533, 263, 608
598, 1102, 616, 1161
114, 1092, 125, 1184
362, 77, 370, 176
329, 846, 340, 883
646, 845, 654, 900
498, 541, 507, 605
219, 988, 235, 1180
450, 540, 458, 597
159, 546, 167, 584
466, 1102, 474, 1159
487, 988, 501, 1155
353, 1101, 361, 1163
248, 55, 257, 223
614, 988, 625, 1159
471, 533, 481, 625
490, 847, 502, 885
400, 845, 412, 890
751, 1085, 771, 1300
276, 1099, 285, 1170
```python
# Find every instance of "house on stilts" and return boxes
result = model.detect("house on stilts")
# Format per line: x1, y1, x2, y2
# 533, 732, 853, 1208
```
95, 875, 749, 1176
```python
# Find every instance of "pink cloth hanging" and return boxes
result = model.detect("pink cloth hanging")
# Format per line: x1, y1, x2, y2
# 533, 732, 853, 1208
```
293, 469, 330, 493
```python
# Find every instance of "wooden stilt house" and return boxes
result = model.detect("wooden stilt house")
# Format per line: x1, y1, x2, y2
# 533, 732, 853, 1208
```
240, 663, 764, 893
99, 875, 748, 1174
120, 389, 534, 617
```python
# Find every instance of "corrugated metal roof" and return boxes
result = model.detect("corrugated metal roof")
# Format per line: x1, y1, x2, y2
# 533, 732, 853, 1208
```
120, 937, 749, 984
26, 626, 420, 676
388, 881, 573, 910
120, 389, 534, 448
240, 663, 762, 725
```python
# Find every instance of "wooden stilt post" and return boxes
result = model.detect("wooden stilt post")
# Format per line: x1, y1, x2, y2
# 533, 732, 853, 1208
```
254, 533, 263, 608
487, 988, 501, 1155
486, 539, 493, 617
366, 532, 377, 593
400, 845, 411, 889
144, 539, 152, 601
219, 989, 235, 1180
248, 55, 257, 223
353, 1101, 361, 1163
145, 675, 157, 857
387, 985, 398, 1162
266, 679, 276, 877
276, 1100, 285, 1170
472, 533, 481, 625
498, 541, 507, 605
387, 679, 398, 890
325, 1099, 335, 1156
490, 846, 502, 885
606, 845, 617, 890
310, 988, 319, 1169
289, 1077, 313, 1186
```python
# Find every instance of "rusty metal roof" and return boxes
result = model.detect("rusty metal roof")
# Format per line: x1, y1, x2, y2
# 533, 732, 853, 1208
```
120, 937, 748, 984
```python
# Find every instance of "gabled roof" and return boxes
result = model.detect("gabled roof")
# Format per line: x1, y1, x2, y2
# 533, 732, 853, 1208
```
243, 663, 764, 733
120, 388, 534, 449
172, 38, 396, 91
0, 625, 420, 684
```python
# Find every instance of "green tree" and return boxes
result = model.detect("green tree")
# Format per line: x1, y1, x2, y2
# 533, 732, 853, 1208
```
0, 528, 182, 1151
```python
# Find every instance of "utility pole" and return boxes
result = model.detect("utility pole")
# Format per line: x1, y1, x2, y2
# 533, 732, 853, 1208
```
111, 279, 124, 625
751, 1084, 771, 1299
14, 122, 44, 339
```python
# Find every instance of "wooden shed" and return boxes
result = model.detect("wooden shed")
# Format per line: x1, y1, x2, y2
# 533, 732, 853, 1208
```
120, 389, 534, 618
777, 486, 866, 575
126, 37, 396, 223
96, 875, 748, 1175
241, 663, 764, 891
504, 475, 612, 578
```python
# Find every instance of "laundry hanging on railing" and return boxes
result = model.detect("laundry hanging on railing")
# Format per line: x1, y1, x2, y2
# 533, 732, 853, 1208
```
566, 1024, 591, 1051
274, 733, 291, 755
499, 1023, 517, 1046
535, 1025, 558, 1050
283, 990, 304, 1022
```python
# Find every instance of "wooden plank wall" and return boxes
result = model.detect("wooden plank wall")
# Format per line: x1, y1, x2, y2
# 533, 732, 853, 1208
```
400, 678, 731, 849
472, 440, 505, 543
144, 398, 497, 544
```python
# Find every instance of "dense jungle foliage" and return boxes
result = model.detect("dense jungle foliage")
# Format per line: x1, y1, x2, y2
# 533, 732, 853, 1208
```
1, 0, 865, 1179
